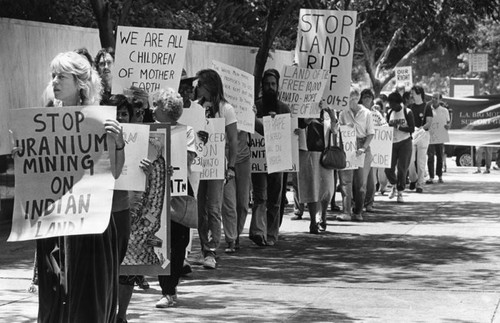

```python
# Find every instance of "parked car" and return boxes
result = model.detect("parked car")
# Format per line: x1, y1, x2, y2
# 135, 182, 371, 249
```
446, 145, 499, 167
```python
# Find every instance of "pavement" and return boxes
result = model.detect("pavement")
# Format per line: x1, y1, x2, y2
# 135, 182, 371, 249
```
1, 160, 500, 323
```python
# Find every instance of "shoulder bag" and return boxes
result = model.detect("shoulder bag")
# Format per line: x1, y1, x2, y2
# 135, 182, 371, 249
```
170, 195, 198, 228
320, 130, 346, 170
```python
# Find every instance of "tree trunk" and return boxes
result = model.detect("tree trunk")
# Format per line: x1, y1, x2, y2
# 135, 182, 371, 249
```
89, 0, 115, 49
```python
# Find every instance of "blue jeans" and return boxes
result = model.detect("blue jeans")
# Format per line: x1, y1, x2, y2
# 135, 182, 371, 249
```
340, 147, 372, 215
250, 172, 283, 243
197, 179, 224, 256
385, 137, 412, 191
427, 143, 444, 179
222, 158, 251, 245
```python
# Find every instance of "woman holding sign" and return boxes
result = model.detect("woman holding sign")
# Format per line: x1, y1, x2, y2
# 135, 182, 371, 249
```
34, 51, 126, 323
193, 69, 238, 269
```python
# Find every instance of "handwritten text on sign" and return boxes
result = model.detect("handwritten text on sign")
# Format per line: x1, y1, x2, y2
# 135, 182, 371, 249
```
395, 66, 413, 89
295, 9, 357, 111
340, 125, 364, 169
251, 117, 298, 173
279, 65, 329, 118
370, 126, 393, 168
199, 118, 226, 180
8, 106, 116, 241
115, 123, 150, 192
113, 26, 188, 94
263, 114, 293, 173
212, 60, 255, 133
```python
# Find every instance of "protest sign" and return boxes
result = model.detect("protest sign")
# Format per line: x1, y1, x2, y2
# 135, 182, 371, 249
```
212, 60, 255, 133
263, 114, 293, 173
150, 123, 187, 196
295, 9, 357, 111
279, 65, 329, 118
340, 125, 364, 169
112, 26, 188, 94
250, 117, 299, 173
469, 53, 488, 73
0, 117, 8, 155
115, 123, 150, 191
370, 126, 393, 168
8, 106, 116, 241
429, 111, 450, 144
178, 102, 206, 172
395, 66, 413, 89
122, 128, 170, 274
198, 118, 226, 180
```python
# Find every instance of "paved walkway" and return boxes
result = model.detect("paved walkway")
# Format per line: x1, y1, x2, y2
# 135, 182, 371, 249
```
1, 162, 500, 322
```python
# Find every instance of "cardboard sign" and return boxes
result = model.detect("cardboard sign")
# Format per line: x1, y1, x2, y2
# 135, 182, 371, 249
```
295, 9, 357, 111
8, 106, 116, 241
113, 26, 189, 94
115, 123, 150, 191
340, 125, 364, 169
395, 66, 413, 89
279, 65, 329, 118
370, 126, 393, 168
122, 129, 170, 274
263, 114, 293, 173
198, 118, 226, 180
429, 110, 450, 144
469, 53, 488, 73
250, 117, 299, 173
178, 102, 207, 172
212, 60, 255, 133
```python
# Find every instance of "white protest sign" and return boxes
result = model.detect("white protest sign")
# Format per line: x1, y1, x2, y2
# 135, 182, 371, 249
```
212, 60, 255, 133
295, 9, 357, 111
169, 125, 188, 196
115, 123, 150, 191
253, 115, 297, 173
8, 106, 116, 241
263, 114, 293, 173
178, 102, 206, 172
199, 118, 225, 180
149, 124, 188, 196
113, 26, 189, 94
429, 111, 450, 144
340, 125, 364, 169
469, 53, 488, 73
279, 65, 329, 118
370, 126, 393, 168
122, 128, 170, 274
395, 66, 413, 89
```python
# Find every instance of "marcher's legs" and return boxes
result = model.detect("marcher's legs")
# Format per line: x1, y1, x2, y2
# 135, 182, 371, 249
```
427, 144, 436, 180
197, 179, 224, 257
250, 173, 267, 245
435, 144, 444, 179
415, 134, 430, 189
235, 159, 251, 239
352, 149, 372, 215
266, 172, 283, 244
364, 167, 376, 210
221, 176, 237, 248
397, 138, 413, 191
339, 170, 354, 216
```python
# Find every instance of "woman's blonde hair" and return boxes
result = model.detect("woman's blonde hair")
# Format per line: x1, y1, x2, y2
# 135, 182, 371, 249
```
50, 51, 102, 105
151, 88, 184, 121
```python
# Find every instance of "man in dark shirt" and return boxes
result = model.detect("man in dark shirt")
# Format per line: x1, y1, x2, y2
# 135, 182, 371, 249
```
408, 85, 433, 193
250, 69, 290, 246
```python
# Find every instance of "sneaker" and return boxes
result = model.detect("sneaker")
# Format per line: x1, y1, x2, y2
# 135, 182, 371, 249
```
425, 179, 434, 184
397, 192, 404, 203
192, 254, 205, 266
438, 177, 444, 183
224, 242, 236, 253
336, 214, 352, 221
203, 255, 216, 269
473, 169, 481, 174
409, 182, 416, 190
365, 206, 375, 213
319, 221, 327, 231
181, 260, 192, 276
266, 240, 276, 246
389, 187, 397, 199
352, 214, 363, 221
291, 214, 303, 220
156, 295, 175, 308
135, 276, 150, 290
416, 187, 423, 193
484, 169, 490, 174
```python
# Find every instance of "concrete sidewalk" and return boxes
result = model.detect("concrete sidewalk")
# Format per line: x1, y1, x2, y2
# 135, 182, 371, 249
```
1, 163, 500, 322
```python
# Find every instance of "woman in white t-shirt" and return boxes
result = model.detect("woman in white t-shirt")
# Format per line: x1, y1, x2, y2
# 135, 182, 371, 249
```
193, 69, 238, 269
384, 92, 415, 203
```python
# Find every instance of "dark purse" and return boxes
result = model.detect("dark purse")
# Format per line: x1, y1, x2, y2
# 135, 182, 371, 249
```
320, 130, 346, 170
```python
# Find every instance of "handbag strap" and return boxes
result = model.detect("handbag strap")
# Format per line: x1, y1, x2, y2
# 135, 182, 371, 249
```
331, 128, 343, 149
